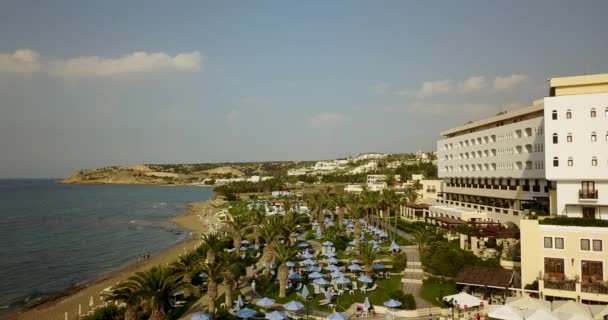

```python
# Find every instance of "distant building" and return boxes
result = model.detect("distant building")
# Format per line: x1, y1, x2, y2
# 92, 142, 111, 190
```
353, 153, 387, 161
349, 161, 378, 174
344, 184, 364, 193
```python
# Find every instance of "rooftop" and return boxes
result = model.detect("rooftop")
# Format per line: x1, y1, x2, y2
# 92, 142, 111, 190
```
454, 265, 515, 289
549, 73, 608, 96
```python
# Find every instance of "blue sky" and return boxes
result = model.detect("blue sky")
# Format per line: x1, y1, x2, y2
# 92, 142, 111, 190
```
1, 0, 607, 178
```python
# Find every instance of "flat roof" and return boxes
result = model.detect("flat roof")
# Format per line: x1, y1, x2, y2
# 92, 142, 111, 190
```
549, 73, 608, 88
440, 103, 543, 137
454, 265, 514, 289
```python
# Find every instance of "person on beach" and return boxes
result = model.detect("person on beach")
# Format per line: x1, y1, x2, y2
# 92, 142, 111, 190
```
251, 279, 256, 294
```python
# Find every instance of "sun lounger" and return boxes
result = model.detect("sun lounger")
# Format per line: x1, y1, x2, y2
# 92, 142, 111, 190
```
285, 311, 303, 320
318, 298, 331, 306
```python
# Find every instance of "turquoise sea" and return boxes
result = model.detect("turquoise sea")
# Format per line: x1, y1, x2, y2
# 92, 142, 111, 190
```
0, 179, 212, 311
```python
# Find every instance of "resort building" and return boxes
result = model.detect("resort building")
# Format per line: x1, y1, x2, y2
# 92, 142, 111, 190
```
520, 73, 608, 303
432, 99, 549, 226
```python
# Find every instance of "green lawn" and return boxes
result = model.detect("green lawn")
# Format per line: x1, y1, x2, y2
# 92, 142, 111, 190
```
261, 276, 403, 312
420, 279, 457, 306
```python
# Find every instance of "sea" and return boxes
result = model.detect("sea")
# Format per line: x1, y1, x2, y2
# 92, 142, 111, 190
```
0, 179, 213, 312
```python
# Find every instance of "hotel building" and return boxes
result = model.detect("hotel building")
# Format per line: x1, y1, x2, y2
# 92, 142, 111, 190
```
521, 74, 608, 303
431, 100, 550, 226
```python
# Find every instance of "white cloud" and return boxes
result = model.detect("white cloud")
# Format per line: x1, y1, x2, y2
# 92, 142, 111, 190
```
309, 113, 350, 128
369, 82, 391, 94
225, 109, 239, 123
416, 80, 454, 99
493, 74, 528, 91
48, 51, 204, 79
0, 49, 41, 73
458, 76, 487, 94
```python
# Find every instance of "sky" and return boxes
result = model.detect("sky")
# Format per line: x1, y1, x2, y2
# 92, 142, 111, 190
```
1, 1, 608, 178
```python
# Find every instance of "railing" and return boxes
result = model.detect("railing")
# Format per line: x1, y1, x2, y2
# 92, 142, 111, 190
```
433, 199, 524, 217
544, 279, 576, 291
579, 190, 599, 199
582, 282, 608, 294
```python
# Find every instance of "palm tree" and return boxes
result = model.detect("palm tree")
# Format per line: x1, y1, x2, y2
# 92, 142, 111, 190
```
103, 283, 140, 320
345, 199, 364, 243
381, 189, 400, 239
218, 251, 243, 308
170, 251, 201, 284
271, 243, 297, 298
199, 232, 223, 264
199, 260, 227, 314
259, 219, 280, 277
249, 207, 266, 246
122, 266, 186, 320
356, 242, 382, 277
334, 190, 347, 224
413, 228, 435, 258
224, 215, 249, 249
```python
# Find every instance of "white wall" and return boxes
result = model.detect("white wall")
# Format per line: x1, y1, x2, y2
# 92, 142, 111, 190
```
437, 116, 545, 179
544, 93, 608, 181
556, 181, 608, 218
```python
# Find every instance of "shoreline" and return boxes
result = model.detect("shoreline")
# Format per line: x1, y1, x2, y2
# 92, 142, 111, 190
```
5, 196, 221, 320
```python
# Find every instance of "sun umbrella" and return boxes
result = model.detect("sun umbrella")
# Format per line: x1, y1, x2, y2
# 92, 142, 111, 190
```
256, 297, 276, 307
305, 266, 320, 272
191, 312, 212, 320
390, 241, 400, 251
322, 241, 333, 246
348, 240, 357, 246
308, 271, 323, 279
373, 263, 385, 270
348, 264, 362, 271
248, 244, 259, 250
488, 305, 524, 320
324, 251, 337, 257
301, 252, 313, 259
235, 308, 257, 319
522, 309, 558, 320
331, 271, 344, 278
313, 278, 330, 285
288, 272, 301, 280
327, 257, 339, 264
335, 277, 350, 284
286, 261, 295, 267
199, 272, 209, 278
442, 292, 483, 309
240, 246, 248, 251
358, 275, 373, 283
327, 312, 349, 320
325, 288, 332, 300
363, 297, 371, 309
302, 285, 309, 299
265, 311, 286, 320
297, 242, 310, 248
384, 299, 402, 308
237, 295, 245, 308
326, 265, 339, 272
283, 301, 304, 311
301, 259, 316, 266
242, 239, 250, 244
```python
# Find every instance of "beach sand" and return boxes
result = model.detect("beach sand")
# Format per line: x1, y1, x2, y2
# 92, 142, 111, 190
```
6, 198, 223, 320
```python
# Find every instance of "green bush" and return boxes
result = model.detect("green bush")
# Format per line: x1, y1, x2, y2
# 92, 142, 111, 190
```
82, 304, 123, 320
388, 290, 416, 310
392, 252, 408, 271
305, 231, 315, 240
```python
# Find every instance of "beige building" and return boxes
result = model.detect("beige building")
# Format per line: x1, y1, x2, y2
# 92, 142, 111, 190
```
520, 73, 608, 304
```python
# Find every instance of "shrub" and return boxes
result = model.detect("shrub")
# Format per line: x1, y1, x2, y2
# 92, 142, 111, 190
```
387, 290, 416, 310
82, 304, 123, 320
392, 252, 408, 271
305, 231, 315, 240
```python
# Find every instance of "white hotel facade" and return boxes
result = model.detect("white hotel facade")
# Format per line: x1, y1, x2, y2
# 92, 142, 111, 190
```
432, 73, 608, 303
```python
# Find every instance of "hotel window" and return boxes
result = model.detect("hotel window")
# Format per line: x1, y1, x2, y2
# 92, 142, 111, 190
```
553, 157, 559, 167
593, 240, 603, 251
591, 132, 597, 142
544, 237, 553, 248
544, 258, 565, 280
555, 237, 564, 249
582, 239, 591, 251
566, 109, 572, 119
592, 157, 598, 166
591, 108, 597, 118
552, 133, 558, 144
567, 133, 572, 142
582, 261, 603, 283
568, 157, 573, 167
605, 107, 608, 117
552, 110, 558, 120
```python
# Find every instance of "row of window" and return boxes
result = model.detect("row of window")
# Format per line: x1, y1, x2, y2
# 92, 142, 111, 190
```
544, 237, 603, 251
552, 132, 608, 144
544, 258, 603, 282
442, 144, 545, 161
552, 157, 603, 167
440, 126, 544, 150
551, 107, 608, 120
442, 161, 545, 172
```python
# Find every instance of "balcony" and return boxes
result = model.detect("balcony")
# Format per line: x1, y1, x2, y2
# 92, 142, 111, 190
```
579, 190, 599, 200
582, 282, 608, 294
544, 279, 576, 291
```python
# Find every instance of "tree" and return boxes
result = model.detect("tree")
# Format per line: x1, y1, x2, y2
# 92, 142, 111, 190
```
170, 251, 201, 284
412, 228, 435, 258
200, 260, 227, 314
122, 266, 186, 320
199, 232, 223, 264
271, 243, 297, 298
224, 215, 249, 249
248, 207, 266, 246
356, 242, 382, 276
344, 194, 364, 242
259, 219, 280, 277
218, 251, 244, 308
103, 283, 140, 320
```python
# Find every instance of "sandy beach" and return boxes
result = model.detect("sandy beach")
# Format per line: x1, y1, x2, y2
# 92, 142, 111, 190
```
5, 197, 223, 320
